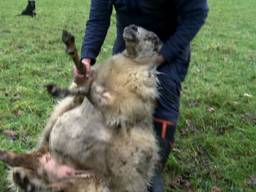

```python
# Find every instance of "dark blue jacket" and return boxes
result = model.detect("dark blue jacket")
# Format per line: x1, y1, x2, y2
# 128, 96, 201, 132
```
81, 0, 208, 64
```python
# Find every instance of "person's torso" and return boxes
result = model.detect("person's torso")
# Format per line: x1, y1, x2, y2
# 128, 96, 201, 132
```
109, 0, 192, 79
113, 0, 178, 40
112, 0, 179, 54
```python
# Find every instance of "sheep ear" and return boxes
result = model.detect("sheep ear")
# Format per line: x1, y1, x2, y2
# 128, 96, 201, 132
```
157, 40, 163, 52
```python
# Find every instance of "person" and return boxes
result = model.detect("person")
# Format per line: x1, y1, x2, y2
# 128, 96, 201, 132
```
20, 0, 36, 17
74, 0, 209, 191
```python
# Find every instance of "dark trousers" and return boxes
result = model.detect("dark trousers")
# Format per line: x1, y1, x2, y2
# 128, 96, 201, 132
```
148, 56, 190, 192
148, 119, 176, 192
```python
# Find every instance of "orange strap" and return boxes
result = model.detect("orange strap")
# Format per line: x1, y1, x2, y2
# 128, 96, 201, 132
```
154, 118, 174, 139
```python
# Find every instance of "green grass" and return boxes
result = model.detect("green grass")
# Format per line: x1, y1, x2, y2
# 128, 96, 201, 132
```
0, 0, 255, 191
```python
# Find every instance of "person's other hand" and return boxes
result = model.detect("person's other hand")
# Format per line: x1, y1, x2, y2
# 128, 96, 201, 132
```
155, 54, 165, 66
73, 58, 91, 85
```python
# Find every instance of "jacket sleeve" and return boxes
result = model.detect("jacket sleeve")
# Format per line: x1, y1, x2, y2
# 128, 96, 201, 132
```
81, 0, 113, 64
160, 0, 209, 63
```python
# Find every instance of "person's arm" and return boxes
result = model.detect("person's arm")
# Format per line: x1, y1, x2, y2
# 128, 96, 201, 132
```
81, 0, 113, 65
160, 0, 209, 63
74, 0, 112, 84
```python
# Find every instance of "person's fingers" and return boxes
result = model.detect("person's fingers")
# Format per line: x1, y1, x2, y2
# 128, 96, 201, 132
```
73, 58, 92, 84
82, 62, 91, 78
155, 54, 165, 66
81, 58, 92, 78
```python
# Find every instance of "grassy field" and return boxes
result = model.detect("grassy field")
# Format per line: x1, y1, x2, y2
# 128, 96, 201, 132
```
0, 0, 255, 191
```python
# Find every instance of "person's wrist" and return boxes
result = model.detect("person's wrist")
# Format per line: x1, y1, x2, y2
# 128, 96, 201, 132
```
81, 58, 91, 65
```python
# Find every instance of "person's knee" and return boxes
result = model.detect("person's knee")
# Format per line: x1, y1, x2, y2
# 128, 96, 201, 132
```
155, 72, 181, 120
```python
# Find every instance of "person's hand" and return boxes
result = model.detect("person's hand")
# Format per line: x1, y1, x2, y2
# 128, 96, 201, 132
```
154, 54, 165, 66
73, 58, 92, 85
